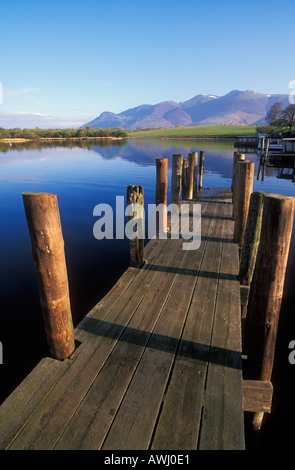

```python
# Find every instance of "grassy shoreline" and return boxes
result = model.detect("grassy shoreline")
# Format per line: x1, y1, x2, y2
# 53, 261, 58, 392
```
0, 125, 259, 144
0, 136, 126, 143
127, 125, 258, 139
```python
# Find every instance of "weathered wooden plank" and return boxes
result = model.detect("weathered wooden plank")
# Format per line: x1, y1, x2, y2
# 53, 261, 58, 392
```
0, 217, 161, 449
0, 357, 70, 449
102, 203, 219, 450
55, 235, 190, 450
198, 204, 244, 450
197, 188, 232, 205
151, 202, 227, 450
75, 237, 161, 344
242, 380, 273, 413
1, 189, 244, 451
55, 201, 209, 449
8, 237, 181, 450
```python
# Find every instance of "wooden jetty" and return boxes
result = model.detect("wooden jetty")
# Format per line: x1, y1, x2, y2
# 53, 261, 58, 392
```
0, 187, 246, 450
264, 138, 295, 167
0, 150, 293, 450
234, 135, 259, 149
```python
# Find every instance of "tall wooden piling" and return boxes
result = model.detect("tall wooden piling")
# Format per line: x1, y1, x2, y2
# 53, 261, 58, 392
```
233, 158, 250, 230
232, 153, 246, 218
22, 192, 75, 360
182, 159, 189, 200
191, 151, 198, 199
246, 194, 295, 382
264, 138, 270, 162
126, 185, 145, 268
260, 136, 265, 155
239, 191, 265, 286
233, 161, 255, 247
257, 158, 262, 181
155, 158, 168, 233
171, 153, 183, 206
198, 151, 205, 191
187, 152, 196, 199
232, 152, 245, 190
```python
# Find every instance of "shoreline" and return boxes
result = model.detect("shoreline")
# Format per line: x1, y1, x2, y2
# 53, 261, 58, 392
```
128, 135, 237, 141
0, 135, 239, 145
0, 136, 126, 144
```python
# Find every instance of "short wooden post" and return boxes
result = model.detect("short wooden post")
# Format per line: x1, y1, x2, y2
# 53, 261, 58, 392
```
126, 185, 145, 268
187, 152, 195, 199
245, 194, 295, 381
198, 151, 205, 191
155, 158, 168, 233
232, 153, 246, 218
261, 162, 266, 182
171, 153, 183, 206
264, 138, 270, 162
257, 157, 262, 181
233, 157, 250, 226
260, 136, 265, 154
182, 159, 189, 200
233, 161, 255, 247
232, 152, 245, 190
22, 192, 75, 360
190, 151, 198, 199
231, 151, 238, 190
239, 191, 265, 286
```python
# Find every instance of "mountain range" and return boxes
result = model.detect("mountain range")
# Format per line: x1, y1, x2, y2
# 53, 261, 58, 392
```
82, 90, 289, 130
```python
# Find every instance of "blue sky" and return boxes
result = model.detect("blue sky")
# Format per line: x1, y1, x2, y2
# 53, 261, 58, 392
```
0, 0, 294, 127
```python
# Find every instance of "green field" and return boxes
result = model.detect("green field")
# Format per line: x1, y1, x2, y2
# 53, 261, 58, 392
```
128, 125, 258, 139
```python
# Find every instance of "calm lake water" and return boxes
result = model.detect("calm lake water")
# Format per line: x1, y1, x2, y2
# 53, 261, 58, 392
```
0, 138, 294, 449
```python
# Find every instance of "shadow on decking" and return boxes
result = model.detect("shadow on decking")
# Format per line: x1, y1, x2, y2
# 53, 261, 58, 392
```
143, 263, 238, 281
199, 214, 233, 220
77, 317, 242, 370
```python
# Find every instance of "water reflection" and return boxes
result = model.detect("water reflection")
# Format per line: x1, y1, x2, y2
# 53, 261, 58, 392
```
0, 139, 294, 449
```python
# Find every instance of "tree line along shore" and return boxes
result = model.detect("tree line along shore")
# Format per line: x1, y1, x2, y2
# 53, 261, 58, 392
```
0, 126, 128, 141
0, 124, 294, 143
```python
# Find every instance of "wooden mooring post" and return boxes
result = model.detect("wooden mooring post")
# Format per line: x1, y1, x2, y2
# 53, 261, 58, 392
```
187, 153, 193, 200
232, 152, 245, 190
239, 191, 265, 287
22, 192, 75, 360
264, 138, 270, 163
126, 185, 145, 268
233, 161, 255, 247
198, 151, 205, 191
239, 191, 265, 349
155, 158, 168, 233
171, 153, 183, 206
232, 153, 245, 218
245, 193, 295, 429
187, 151, 198, 199
191, 151, 198, 199
182, 159, 189, 200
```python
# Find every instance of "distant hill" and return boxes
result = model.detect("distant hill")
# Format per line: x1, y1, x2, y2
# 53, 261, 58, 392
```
82, 90, 289, 129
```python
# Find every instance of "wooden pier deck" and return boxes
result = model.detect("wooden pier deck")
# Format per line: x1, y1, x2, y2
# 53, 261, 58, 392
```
0, 188, 245, 450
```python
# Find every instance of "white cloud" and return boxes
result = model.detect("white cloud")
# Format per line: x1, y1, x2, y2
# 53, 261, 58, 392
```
0, 111, 94, 129
3, 87, 42, 98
